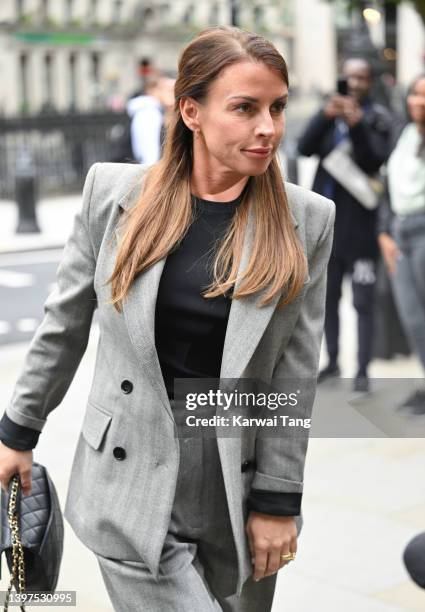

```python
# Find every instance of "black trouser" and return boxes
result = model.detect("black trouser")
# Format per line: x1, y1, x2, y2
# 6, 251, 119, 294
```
324, 254, 377, 374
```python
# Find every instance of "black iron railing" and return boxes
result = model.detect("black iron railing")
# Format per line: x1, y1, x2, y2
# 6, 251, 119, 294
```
0, 111, 131, 198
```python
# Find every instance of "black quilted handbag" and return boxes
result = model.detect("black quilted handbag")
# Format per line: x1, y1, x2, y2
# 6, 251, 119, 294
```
0, 462, 64, 610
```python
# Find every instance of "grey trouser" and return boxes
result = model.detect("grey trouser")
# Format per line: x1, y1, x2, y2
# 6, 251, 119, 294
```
390, 211, 425, 370
95, 402, 277, 611
324, 254, 377, 373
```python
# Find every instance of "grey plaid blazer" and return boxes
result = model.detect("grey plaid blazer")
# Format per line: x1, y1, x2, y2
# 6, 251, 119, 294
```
4, 163, 335, 596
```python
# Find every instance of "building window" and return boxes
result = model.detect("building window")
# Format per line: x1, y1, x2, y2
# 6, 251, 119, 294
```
19, 53, 29, 114
90, 52, 101, 107
69, 52, 77, 110
88, 0, 98, 26
42, 53, 53, 112
183, 3, 194, 24
65, 0, 73, 24
230, 0, 239, 27
143, 6, 154, 22
91, 52, 100, 83
253, 5, 264, 29
209, 2, 219, 25
16, 0, 24, 20
41, 0, 49, 22
158, 3, 169, 20
113, 0, 123, 23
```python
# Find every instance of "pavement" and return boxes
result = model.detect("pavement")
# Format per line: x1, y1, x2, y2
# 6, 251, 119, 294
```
0, 173, 425, 611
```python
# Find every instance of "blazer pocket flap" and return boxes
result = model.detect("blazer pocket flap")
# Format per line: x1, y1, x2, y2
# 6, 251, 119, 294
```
81, 402, 112, 450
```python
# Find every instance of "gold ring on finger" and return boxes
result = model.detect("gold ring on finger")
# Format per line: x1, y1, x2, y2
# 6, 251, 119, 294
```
281, 552, 296, 561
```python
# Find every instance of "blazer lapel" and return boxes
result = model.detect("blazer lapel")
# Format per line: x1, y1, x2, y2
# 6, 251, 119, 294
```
114, 184, 171, 419
217, 200, 299, 381
114, 177, 299, 419
220, 204, 290, 380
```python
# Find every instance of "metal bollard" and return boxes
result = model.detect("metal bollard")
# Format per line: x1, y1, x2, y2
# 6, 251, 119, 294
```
15, 150, 40, 234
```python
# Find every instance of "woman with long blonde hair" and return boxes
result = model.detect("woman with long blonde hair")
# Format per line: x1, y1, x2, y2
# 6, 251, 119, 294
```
0, 26, 334, 611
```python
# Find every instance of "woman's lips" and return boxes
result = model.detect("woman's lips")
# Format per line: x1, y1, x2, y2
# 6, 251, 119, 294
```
241, 148, 272, 158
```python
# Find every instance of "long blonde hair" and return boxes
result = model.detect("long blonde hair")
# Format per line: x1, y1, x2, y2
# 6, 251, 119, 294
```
107, 26, 308, 313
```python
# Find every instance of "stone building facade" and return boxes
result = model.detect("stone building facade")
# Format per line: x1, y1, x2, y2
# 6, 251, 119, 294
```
0, 0, 309, 116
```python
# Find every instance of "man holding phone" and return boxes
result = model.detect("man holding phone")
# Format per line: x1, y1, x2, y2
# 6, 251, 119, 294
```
298, 58, 392, 392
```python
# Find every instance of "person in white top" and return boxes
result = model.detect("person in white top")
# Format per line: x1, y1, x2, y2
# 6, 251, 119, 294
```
127, 75, 175, 165
378, 73, 425, 413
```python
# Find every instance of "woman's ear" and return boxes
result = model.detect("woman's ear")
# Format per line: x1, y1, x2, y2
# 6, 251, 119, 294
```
179, 96, 201, 133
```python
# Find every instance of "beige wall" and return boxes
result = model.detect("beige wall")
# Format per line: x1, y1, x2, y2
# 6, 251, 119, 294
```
294, 0, 336, 95
0, 36, 19, 115
397, 3, 425, 89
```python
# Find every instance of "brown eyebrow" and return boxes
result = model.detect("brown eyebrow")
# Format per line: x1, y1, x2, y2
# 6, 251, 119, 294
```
227, 95, 288, 103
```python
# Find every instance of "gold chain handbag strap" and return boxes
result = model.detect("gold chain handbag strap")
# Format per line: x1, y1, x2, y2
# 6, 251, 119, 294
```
3, 475, 26, 612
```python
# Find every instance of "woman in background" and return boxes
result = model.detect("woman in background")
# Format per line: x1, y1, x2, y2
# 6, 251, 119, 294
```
378, 73, 425, 414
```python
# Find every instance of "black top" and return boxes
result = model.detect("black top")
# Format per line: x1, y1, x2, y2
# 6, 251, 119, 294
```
155, 193, 240, 398
0, 191, 302, 516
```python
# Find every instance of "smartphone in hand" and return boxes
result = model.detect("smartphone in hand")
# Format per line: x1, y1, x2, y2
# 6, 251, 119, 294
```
337, 76, 348, 96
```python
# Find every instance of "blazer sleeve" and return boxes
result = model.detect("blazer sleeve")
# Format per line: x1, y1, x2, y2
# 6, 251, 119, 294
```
250, 200, 335, 499
0, 162, 99, 441
0, 413, 40, 451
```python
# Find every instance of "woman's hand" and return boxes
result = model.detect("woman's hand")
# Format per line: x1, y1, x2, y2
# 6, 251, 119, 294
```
378, 233, 402, 276
0, 441, 33, 496
246, 511, 298, 582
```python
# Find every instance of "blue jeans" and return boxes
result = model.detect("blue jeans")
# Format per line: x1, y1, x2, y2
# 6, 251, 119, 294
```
390, 211, 425, 371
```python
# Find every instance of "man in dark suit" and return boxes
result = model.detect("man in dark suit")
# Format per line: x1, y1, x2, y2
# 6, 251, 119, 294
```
298, 58, 393, 392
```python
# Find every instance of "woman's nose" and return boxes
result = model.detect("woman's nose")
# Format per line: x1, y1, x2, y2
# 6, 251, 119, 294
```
255, 112, 275, 137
